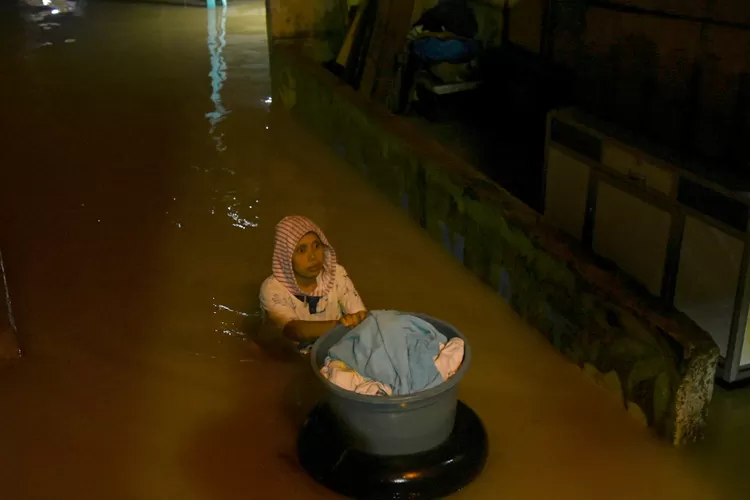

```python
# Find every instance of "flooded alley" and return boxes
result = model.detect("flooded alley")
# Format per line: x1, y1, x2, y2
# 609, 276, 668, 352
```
0, 1, 731, 499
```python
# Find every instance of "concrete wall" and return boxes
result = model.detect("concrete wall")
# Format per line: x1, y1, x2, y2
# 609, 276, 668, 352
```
264, 0, 545, 53
269, 43, 719, 444
470, 0, 545, 53
0, 3, 22, 364
266, 0, 346, 40
465, 0, 750, 181
0, 252, 20, 363
551, 0, 750, 182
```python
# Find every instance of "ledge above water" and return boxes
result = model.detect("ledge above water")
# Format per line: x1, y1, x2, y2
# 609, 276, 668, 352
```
268, 39, 719, 445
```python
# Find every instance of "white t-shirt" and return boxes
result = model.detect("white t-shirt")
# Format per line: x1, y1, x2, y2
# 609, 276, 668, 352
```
259, 264, 366, 330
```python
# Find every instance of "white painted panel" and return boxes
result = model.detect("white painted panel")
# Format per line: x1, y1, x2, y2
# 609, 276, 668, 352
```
602, 141, 675, 195
675, 216, 743, 357
593, 183, 671, 296
545, 145, 590, 240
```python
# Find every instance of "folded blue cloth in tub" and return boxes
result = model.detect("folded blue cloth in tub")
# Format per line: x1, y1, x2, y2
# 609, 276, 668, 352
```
327, 311, 447, 396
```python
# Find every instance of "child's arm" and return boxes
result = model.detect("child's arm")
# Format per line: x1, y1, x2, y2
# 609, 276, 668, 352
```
261, 281, 344, 342
283, 309, 367, 342
337, 266, 367, 316
335, 266, 368, 329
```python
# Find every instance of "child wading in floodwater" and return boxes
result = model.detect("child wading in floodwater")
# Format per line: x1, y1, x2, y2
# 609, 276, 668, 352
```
260, 216, 368, 354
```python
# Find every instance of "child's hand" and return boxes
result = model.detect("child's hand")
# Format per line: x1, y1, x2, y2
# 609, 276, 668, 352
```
340, 310, 368, 328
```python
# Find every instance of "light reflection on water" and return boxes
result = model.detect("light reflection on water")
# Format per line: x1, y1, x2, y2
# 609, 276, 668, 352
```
206, 6, 230, 152
213, 302, 258, 337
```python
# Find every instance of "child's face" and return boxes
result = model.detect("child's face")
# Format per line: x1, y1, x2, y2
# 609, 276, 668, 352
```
293, 232, 325, 281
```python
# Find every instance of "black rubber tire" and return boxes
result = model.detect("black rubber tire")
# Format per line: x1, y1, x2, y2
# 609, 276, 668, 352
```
297, 400, 488, 499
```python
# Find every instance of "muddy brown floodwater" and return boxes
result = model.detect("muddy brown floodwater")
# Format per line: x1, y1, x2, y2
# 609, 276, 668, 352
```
0, 1, 737, 499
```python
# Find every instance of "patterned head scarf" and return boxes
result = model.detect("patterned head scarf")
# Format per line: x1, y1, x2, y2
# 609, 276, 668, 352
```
272, 216, 338, 299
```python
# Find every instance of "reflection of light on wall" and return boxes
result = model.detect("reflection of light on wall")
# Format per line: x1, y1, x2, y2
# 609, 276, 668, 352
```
51, 9, 60, 14
205, 6, 230, 151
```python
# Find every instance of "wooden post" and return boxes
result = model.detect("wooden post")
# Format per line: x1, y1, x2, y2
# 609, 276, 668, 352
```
359, 0, 415, 105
